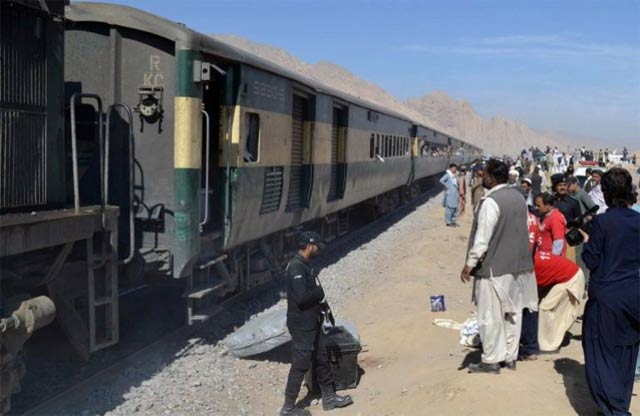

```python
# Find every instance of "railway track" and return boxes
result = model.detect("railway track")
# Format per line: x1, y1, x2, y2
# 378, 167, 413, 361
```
20, 185, 442, 416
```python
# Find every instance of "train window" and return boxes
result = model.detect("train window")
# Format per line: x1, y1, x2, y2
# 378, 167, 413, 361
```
393, 136, 397, 157
376, 134, 380, 156
244, 112, 260, 163
370, 133, 375, 159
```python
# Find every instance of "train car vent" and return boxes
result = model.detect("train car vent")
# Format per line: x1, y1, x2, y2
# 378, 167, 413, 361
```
1, 3, 48, 211
260, 167, 284, 214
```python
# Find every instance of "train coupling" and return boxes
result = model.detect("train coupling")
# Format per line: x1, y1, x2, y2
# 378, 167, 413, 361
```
1, 296, 56, 415
0, 296, 56, 335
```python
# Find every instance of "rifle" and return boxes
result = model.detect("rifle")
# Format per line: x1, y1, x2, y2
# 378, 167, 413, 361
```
314, 270, 336, 334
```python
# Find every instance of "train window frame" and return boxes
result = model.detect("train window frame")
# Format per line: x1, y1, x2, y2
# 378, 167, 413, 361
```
370, 133, 375, 159
387, 135, 391, 157
244, 112, 260, 163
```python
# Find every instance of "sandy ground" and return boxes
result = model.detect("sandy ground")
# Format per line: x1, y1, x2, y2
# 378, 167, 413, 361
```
23, 164, 639, 415
304, 187, 639, 416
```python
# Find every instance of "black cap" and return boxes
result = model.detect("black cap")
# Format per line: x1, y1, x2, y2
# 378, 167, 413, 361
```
551, 173, 568, 186
298, 231, 325, 249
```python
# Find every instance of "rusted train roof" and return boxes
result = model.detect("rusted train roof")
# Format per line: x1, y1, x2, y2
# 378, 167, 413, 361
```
66, 2, 480, 150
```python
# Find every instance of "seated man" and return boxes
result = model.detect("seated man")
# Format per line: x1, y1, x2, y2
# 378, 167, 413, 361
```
534, 193, 585, 352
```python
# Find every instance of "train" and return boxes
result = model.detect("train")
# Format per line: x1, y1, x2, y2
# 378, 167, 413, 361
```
0, 1, 481, 413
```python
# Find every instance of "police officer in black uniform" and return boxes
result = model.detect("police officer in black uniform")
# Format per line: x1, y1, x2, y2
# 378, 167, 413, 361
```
280, 231, 353, 416
550, 173, 581, 223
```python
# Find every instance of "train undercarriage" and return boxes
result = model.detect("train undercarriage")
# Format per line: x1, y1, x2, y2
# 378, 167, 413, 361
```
182, 177, 436, 325
0, 206, 119, 414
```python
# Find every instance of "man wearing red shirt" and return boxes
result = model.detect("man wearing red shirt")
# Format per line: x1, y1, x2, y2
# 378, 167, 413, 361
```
533, 193, 585, 352
536, 192, 568, 260
519, 208, 542, 360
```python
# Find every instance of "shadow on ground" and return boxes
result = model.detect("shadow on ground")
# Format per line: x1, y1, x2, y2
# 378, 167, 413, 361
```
15, 184, 442, 415
553, 357, 600, 416
458, 349, 482, 370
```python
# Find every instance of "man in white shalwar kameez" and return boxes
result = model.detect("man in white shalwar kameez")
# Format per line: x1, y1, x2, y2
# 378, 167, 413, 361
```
460, 159, 538, 374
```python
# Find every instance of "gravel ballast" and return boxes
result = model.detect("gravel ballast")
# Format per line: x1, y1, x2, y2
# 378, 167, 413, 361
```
29, 192, 444, 416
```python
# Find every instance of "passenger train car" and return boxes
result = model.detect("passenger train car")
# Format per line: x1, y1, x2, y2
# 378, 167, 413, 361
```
1, 2, 479, 411
63, 3, 480, 324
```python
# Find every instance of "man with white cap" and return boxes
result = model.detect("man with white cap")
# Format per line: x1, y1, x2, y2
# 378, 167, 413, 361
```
521, 178, 534, 207
508, 169, 520, 186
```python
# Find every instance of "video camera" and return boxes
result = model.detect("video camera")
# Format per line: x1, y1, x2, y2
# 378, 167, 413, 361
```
565, 204, 599, 246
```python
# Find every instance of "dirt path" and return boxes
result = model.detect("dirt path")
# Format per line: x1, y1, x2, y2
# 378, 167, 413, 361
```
319, 200, 639, 416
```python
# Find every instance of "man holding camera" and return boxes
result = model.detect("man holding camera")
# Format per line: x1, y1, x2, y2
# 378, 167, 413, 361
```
280, 232, 352, 416
567, 176, 596, 278
550, 174, 581, 262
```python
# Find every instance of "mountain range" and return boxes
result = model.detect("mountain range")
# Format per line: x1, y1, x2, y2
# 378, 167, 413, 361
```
212, 34, 582, 156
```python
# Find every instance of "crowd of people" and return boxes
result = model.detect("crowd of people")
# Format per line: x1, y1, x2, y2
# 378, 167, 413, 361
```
277, 150, 638, 416
511, 145, 637, 175
444, 155, 640, 416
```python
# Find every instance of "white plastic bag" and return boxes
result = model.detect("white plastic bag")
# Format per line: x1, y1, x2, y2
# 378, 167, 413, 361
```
459, 317, 481, 347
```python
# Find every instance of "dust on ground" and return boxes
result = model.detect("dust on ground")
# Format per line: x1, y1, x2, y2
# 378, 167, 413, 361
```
281, 172, 639, 416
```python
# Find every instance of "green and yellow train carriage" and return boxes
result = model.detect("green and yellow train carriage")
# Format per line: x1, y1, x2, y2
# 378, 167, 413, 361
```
65, 2, 480, 321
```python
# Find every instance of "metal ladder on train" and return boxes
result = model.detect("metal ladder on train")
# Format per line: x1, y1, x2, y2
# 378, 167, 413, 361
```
70, 93, 134, 353
86, 235, 119, 352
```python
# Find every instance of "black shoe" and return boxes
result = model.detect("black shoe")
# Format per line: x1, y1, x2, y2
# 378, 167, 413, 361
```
502, 360, 517, 370
467, 362, 500, 374
280, 398, 311, 416
280, 407, 310, 416
322, 392, 353, 411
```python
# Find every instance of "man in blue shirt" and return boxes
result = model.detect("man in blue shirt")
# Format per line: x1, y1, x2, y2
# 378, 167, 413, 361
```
581, 168, 640, 415
439, 163, 460, 227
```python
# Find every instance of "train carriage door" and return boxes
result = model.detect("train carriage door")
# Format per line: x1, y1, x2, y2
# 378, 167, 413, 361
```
328, 105, 347, 201
200, 61, 227, 233
286, 92, 312, 211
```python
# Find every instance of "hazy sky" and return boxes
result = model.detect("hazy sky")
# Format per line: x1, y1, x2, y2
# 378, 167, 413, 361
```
82, 0, 640, 146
